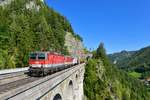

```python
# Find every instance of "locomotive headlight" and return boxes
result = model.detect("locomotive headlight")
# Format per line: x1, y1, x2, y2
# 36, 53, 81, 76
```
35, 61, 39, 64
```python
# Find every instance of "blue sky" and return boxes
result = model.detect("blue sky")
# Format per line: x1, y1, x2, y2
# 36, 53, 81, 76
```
45, 0, 150, 54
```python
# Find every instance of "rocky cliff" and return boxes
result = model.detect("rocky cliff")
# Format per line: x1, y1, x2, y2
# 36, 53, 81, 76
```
0, 0, 13, 6
65, 32, 84, 58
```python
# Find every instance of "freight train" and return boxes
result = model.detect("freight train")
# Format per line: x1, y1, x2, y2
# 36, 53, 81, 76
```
28, 52, 78, 76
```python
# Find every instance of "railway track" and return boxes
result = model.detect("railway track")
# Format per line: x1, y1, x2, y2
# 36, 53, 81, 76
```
0, 69, 41, 94
0, 67, 70, 94
0, 77, 40, 94
0, 71, 29, 86
0, 64, 83, 99
0, 71, 26, 80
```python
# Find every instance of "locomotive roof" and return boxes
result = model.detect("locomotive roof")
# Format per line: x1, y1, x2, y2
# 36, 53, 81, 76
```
30, 51, 75, 58
30, 51, 65, 56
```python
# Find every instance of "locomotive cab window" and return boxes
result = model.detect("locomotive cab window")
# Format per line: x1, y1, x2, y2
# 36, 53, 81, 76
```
30, 53, 37, 59
38, 53, 45, 59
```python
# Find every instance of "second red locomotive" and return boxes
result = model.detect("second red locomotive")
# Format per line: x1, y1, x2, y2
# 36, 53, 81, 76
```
28, 52, 78, 76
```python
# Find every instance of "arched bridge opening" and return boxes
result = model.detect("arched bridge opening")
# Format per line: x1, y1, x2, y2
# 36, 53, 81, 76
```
66, 80, 74, 100
53, 94, 62, 100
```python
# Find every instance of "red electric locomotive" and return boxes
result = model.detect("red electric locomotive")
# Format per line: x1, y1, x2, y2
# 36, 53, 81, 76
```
28, 52, 78, 76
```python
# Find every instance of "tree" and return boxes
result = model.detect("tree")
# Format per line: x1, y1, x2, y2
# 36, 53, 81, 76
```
94, 42, 110, 66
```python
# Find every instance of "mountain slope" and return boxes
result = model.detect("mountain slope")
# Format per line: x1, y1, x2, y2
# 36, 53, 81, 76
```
0, 0, 83, 69
108, 50, 135, 67
108, 46, 150, 68
127, 46, 150, 68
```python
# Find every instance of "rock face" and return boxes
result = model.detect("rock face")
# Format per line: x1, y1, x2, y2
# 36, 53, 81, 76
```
0, 0, 13, 6
26, 1, 40, 11
40, 0, 44, 2
0, 0, 44, 7
65, 32, 84, 59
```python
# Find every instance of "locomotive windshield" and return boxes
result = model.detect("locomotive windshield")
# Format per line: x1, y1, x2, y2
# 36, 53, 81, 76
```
38, 53, 45, 59
30, 53, 37, 59
30, 52, 46, 60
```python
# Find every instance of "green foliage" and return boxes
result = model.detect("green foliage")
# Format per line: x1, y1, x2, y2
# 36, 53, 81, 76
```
74, 34, 83, 42
128, 71, 142, 79
0, 0, 78, 69
84, 43, 150, 100
94, 42, 110, 66
108, 46, 150, 79
83, 48, 89, 54
84, 59, 98, 100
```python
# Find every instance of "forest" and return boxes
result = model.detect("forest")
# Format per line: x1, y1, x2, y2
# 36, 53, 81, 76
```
84, 43, 150, 100
0, 0, 82, 69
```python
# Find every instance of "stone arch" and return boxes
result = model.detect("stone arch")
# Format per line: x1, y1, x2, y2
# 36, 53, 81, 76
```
66, 80, 74, 100
53, 93, 62, 100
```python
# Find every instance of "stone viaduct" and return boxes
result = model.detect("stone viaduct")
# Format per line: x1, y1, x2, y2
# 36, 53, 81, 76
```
41, 63, 85, 100
0, 63, 85, 100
